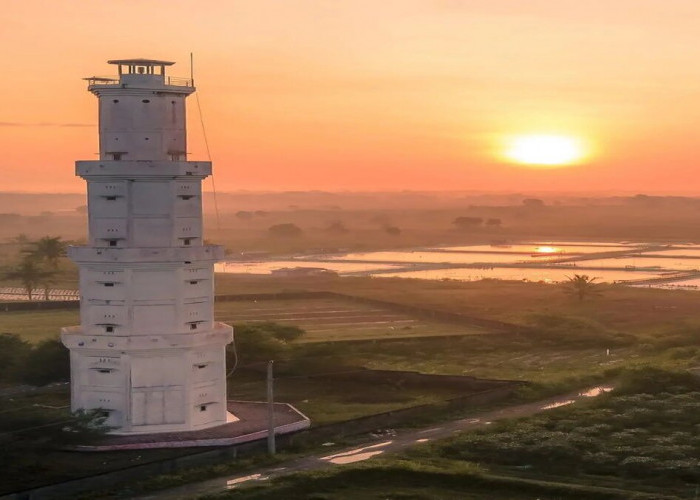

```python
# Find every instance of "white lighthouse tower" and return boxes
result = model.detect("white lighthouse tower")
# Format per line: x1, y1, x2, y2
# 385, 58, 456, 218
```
61, 59, 234, 434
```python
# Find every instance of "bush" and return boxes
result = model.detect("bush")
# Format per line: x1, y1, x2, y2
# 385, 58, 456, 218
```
20, 339, 69, 386
527, 313, 634, 347
228, 322, 306, 365
0, 333, 31, 382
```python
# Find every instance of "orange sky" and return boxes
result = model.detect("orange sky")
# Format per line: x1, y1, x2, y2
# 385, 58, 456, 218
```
3, 0, 700, 194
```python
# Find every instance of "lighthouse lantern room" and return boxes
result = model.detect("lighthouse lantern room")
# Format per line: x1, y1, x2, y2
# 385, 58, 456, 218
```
61, 59, 234, 434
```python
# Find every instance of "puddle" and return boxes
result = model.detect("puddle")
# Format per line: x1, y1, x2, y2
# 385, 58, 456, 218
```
543, 385, 614, 410
320, 441, 393, 465
542, 400, 575, 410
579, 386, 613, 397
226, 473, 267, 488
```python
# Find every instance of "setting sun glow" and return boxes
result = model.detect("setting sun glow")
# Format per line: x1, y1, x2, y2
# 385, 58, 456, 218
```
505, 135, 585, 167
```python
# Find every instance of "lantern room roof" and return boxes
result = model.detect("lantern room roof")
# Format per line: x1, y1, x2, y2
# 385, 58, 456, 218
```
107, 58, 175, 66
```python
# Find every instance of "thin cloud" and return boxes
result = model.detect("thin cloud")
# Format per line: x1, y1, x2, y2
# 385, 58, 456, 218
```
0, 121, 94, 128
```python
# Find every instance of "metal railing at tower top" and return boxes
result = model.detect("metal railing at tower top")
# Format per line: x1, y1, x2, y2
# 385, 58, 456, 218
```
84, 75, 194, 87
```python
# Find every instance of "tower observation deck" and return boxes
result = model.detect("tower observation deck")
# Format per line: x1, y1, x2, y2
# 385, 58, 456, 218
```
61, 59, 234, 434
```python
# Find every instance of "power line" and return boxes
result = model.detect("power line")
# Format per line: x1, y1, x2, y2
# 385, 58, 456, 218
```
194, 78, 222, 233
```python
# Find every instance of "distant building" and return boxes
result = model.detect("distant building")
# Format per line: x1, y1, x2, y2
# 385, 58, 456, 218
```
61, 59, 233, 434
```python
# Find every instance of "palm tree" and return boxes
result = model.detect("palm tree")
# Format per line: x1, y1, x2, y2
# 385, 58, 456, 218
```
4, 256, 56, 301
25, 236, 66, 269
565, 274, 602, 301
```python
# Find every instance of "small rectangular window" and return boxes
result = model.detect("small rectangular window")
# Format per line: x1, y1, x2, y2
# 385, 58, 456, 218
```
190, 323, 197, 330
105, 326, 114, 333
105, 196, 117, 201
199, 405, 207, 412
103, 283, 114, 287
108, 240, 117, 247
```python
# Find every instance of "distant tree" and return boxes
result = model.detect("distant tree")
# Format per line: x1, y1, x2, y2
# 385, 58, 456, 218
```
325, 221, 349, 234
486, 218, 502, 227
383, 225, 401, 236
235, 210, 253, 220
25, 236, 66, 269
11, 234, 29, 245
522, 198, 545, 208
268, 223, 303, 237
75, 205, 88, 214
453, 216, 484, 229
564, 274, 602, 301
3, 256, 56, 300
254, 210, 269, 216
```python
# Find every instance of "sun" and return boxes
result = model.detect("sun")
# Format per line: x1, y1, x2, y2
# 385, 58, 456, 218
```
504, 134, 586, 167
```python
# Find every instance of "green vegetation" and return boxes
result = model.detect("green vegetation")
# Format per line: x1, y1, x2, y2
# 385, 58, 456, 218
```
0, 309, 78, 343
214, 298, 488, 343
201, 369, 700, 500
0, 334, 69, 386
3, 274, 700, 496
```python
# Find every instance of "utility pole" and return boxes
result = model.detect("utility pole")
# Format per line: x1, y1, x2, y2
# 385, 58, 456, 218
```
267, 360, 276, 455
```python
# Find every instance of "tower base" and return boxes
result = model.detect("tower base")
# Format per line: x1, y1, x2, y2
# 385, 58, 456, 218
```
70, 401, 310, 451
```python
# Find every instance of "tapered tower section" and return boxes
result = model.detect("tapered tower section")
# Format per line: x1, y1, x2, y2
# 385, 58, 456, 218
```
62, 59, 233, 434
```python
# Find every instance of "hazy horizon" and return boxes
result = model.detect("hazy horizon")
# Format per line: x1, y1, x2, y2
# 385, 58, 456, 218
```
5, 1, 700, 194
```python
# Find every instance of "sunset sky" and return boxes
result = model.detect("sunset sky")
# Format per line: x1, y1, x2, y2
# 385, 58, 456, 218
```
3, 0, 700, 194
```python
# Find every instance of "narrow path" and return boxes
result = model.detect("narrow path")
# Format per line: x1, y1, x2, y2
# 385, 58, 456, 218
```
135, 385, 612, 500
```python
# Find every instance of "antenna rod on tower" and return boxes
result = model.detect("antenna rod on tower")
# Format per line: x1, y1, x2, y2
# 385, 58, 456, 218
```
190, 52, 194, 86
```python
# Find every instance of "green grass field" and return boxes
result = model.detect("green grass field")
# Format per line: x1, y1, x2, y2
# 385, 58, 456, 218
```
215, 298, 488, 343
0, 309, 78, 343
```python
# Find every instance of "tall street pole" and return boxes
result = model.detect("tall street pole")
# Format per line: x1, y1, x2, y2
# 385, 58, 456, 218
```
267, 360, 276, 455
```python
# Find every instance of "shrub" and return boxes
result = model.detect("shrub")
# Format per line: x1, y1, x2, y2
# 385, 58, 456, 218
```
0, 333, 31, 382
20, 339, 69, 386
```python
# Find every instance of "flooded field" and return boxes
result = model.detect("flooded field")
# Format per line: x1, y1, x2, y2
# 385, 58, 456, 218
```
217, 241, 700, 288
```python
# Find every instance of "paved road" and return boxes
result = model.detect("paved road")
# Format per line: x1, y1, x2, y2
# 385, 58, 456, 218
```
136, 386, 612, 500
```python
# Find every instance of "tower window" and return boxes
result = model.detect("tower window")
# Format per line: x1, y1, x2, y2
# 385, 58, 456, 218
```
108, 240, 117, 247
183, 239, 191, 246
142, 99, 150, 103
105, 196, 117, 201
110, 153, 123, 161
190, 323, 197, 330
105, 326, 114, 333
199, 405, 207, 412
103, 283, 114, 287
113, 99, 119, 103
